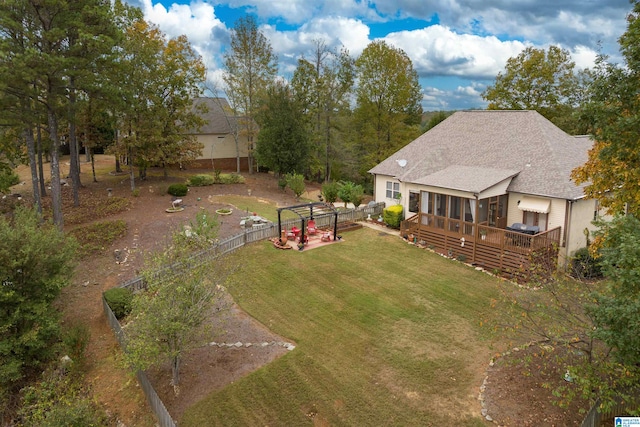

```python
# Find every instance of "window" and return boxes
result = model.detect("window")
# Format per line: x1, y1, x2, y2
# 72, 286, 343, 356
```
409, 192, 420, 213
448, 196, 461, 219
435, 194, 447, 216
386, 181, 400, 199
523, 211, 547, 231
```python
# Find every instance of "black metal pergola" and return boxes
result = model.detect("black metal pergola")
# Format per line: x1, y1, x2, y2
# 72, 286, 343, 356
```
276, 202, 339, 245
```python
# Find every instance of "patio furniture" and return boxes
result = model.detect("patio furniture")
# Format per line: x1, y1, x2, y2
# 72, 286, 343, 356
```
307, 220, 317, 235
290, 226, 301, 237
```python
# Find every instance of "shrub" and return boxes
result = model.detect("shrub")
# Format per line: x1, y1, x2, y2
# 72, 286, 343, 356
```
63, 324, 91, 364
218, 173, 244, 184
18, 371, 108, 427
278, 177, 287, 191
570, 247, 602, 279
338, 181, 364, 207
0, 169, 20, 193
104, 287, 133, 320
322, 181, 340, 204
167, 183, 188, 197
383, 205, 404, 228
188, 174, 215, 186
286, 173, 306, 199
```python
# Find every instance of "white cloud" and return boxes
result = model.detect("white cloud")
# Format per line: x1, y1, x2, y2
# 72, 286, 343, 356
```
132, 0, 631, 108
570, 45, 598, 71
263, 16, 371, 75
141, 1, 227, 67
384, 25, 528, 79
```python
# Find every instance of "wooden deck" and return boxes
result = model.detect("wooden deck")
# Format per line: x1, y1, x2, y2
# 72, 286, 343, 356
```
401, 213, 561, 282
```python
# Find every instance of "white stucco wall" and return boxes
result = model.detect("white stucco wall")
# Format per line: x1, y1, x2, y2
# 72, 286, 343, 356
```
196, 134, 248, 160
564, 198, 599, 259
506, 193, 567, 236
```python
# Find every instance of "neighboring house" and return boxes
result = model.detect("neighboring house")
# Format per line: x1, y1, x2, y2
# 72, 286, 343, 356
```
189, 97, 249, 171
369, 110, 599, 279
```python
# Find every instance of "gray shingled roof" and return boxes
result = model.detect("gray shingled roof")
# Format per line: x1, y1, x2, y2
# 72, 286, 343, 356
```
190, 97, 237, 134
413, 165, 519, 193
369, 110, 592, 200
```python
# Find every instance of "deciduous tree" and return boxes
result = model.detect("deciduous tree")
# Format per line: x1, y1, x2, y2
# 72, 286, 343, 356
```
292, 40, 354, 181
115, 20, 205, 187
482, 46, 583, 134
572, 1, 640, 216
354, 41, 422, 178
223, 16, 278, 173
124, 212, 231, 388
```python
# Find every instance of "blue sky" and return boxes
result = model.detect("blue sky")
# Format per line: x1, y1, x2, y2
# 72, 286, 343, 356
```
126, 0, 632, 110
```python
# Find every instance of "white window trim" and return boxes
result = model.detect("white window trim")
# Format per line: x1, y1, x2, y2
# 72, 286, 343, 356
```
386, 181, 400, 199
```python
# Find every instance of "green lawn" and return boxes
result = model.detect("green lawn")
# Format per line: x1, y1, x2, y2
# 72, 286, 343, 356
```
207, 194, 310, 222
181, 227, 510, 426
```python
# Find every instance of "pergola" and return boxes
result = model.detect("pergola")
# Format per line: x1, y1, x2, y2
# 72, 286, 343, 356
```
276, 202, 339, 245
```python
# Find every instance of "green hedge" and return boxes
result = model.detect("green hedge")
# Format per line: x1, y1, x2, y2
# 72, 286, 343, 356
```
383, 205, 404, 228
218, 173, 245, 184
188, 174, 215, 186
104, 287, 133, 320
168, 183, 188, 197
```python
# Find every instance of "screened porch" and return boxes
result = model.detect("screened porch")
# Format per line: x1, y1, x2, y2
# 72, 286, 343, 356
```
401, 190, 561, 281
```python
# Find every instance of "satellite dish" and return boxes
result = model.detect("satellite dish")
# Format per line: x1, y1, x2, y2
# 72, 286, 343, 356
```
396, 159, 407, 168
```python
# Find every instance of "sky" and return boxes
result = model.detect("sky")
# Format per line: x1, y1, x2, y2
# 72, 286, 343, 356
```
124, 0, 633, 111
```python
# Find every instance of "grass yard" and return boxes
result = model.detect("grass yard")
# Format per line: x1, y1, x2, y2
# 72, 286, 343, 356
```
206, 194, 311, 222
181, 227, 511, 426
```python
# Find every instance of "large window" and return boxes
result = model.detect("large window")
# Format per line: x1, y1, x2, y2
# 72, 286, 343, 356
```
386, 181, 400, 199
448, 196, 461, 220
435, 194, 446, 216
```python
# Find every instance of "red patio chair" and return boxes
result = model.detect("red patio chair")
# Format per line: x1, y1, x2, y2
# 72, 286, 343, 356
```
307, 220, 317, 235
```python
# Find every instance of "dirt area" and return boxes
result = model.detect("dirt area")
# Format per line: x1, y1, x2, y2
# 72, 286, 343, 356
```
483, 344, 590, 425
8, 156, 590, 425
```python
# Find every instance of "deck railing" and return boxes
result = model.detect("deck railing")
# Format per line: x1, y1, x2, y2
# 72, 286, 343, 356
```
401, 213, 561, 280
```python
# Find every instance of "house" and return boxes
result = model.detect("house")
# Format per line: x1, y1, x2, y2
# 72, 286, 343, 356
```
189, 97, 249, 171
369, 110, 599, 279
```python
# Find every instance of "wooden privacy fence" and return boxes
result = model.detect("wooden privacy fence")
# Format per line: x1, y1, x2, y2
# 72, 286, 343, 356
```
581, 397, 640, 427
102, 296, 177, 427
102, 202, 385, 425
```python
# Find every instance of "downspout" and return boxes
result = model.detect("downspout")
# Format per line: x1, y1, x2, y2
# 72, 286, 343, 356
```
564, 200, 573, 270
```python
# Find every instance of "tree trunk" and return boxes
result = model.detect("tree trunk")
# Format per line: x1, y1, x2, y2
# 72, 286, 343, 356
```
90, 148, 97, 182
47, 107, 63, 230
115, 130, 122, 173
171, 355, 181, 387
68, 79, 81, 207
68, 122, 81, 206
128, 146, 135, 192
325, 113, 331, 182
37, 125, 46, 196
24, 128, 42, 216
